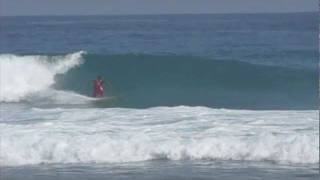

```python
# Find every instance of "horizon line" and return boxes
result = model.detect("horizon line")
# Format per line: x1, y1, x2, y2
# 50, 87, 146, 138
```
0, 11, 317, 18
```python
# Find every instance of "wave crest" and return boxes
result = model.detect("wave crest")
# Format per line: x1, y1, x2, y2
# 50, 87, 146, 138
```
0, 51, 85, 102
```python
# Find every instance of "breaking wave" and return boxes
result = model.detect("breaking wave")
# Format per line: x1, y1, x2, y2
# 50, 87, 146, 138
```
0, 52, 317, 109
0, 51, 85, 102
0, 107, 318, 166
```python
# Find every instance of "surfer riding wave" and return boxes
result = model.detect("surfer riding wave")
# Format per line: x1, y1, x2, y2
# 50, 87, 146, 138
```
93, 76, 105, 98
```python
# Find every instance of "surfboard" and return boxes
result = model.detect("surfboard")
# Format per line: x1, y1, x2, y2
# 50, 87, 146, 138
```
92, 96, 116, 101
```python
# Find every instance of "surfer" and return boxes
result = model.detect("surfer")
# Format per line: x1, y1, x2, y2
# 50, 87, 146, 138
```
93, 76, 104, 97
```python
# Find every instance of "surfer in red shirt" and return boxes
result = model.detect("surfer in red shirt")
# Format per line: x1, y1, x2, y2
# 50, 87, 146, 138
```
93, 76, 104, 97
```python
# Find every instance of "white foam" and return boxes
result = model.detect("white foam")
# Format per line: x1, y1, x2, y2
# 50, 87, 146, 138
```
0, 107, 318, 166
26, 89, 95, 105
0, 51, 85, 102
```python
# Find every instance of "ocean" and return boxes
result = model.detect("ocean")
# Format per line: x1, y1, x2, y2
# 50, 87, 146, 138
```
0, 12, 319, 179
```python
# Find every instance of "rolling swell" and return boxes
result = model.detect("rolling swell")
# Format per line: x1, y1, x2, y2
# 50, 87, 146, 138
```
55, 53, 317, 109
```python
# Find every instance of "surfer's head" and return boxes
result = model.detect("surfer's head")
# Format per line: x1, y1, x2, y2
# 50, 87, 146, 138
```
97, 76, 102, 80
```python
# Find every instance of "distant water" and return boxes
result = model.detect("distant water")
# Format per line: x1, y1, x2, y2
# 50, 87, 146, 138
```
0, 13, 318, 180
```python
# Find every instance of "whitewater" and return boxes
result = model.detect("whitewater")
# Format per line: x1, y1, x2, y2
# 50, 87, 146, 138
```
0, 51, 318, 167
0, 51, 86, 102
0, 13, 318, 179
0, 106, 318, 166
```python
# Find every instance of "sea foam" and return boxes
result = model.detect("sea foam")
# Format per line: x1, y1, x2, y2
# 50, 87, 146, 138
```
0, 51, 85, 102
0, 107, 318, 166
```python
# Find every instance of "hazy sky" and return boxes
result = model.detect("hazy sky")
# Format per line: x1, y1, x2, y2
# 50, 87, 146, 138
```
0, 0, 318, 16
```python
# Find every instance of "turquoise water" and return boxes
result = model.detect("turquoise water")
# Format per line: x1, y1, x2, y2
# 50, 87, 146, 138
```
54, 53, 317, 109
0, 13, 318, 180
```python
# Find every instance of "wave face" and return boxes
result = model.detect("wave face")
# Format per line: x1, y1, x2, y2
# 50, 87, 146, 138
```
0, 106, 318, 166
55, 53, 317, 109
0, 52, 317, 109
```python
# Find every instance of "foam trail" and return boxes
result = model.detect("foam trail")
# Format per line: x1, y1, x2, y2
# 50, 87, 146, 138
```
26, 89, 96, 105
0, 51, 85, 102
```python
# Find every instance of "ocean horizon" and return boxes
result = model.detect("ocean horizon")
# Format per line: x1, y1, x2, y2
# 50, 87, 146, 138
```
0, 12, 318, 179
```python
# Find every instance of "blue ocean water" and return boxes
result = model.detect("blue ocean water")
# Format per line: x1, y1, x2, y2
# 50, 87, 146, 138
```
0, 13, 319, 180
1, 13, 318, 109
1, 13, 317, 69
